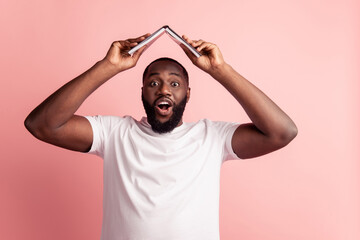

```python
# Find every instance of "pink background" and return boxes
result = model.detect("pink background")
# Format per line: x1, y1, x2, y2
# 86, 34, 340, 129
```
1, 0, 359, 239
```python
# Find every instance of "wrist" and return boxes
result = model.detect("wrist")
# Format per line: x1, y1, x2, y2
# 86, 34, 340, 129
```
98, 58, 124, 75
209, 62, 232, 80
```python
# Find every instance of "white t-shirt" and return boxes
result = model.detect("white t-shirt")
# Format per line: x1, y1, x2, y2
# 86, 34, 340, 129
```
85, 116, 240, 240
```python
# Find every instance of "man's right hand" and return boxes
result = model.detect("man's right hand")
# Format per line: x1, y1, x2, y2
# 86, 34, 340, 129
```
103, 33, 150, 72
24, 33, 150, 152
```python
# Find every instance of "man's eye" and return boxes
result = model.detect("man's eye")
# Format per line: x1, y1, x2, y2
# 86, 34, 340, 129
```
171, 82, 179, 87
150, 82, 158, 87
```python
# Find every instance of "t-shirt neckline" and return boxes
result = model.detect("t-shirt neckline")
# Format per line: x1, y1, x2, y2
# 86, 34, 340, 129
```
140, 117, 188, 135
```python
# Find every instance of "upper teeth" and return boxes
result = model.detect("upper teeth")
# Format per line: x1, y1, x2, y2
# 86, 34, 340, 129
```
159, 101, 169, 105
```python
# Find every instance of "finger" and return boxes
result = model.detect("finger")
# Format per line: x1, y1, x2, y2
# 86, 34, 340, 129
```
183, 35, 206, 52
196, 42, 215, 53
126, 41, 139, 47
128, 34, 149, 42
182, 35, 194, 45
191, 39, 206, 48
128, 33, 151, 43
182, 35, 190, 42
117, 40, 138, 50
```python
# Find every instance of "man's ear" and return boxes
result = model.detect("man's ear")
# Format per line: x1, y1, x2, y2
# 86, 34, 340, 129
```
186, 87, 191, 103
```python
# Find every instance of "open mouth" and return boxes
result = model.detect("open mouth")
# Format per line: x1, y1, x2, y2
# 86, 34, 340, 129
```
158, 102, 170, 110
155, 98, 173, 116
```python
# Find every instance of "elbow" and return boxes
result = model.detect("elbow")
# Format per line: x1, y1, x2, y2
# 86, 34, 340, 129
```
24, 115, 38, 137
24, 114, 47, 140
24, 114, 33, 132
277, 123, 298, 147
25, 113, 63, 143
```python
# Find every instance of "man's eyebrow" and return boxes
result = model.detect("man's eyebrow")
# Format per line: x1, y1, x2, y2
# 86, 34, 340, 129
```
148, 72, 160, 77
148, 72, 181, 77
169, 72, 181, 77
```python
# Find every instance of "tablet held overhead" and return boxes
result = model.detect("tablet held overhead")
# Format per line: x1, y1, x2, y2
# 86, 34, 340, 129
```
128, 26, 202, 58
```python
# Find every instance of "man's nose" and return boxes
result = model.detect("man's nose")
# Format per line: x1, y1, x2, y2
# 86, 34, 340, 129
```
157, 83, 171, 96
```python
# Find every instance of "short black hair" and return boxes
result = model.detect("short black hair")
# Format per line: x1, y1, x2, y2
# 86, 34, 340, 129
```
142, 57, 189, 84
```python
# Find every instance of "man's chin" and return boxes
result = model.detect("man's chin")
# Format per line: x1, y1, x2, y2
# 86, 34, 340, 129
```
155, 112, 173, 123
146, 112, 182, 134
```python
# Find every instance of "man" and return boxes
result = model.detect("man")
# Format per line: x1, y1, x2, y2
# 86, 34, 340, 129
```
25, 32, 297, 240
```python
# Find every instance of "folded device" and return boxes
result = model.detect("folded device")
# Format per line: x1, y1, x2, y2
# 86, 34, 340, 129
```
128, 25, 201, 58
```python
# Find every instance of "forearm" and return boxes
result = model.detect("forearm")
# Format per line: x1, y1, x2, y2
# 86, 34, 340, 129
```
210, 63, 297, 140
25, 59, 119, 131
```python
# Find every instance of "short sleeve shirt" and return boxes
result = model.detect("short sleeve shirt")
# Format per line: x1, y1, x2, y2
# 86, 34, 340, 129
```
85, 116, 240, 240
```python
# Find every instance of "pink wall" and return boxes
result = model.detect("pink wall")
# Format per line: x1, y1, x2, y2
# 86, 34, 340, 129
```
1, 0, 359, 239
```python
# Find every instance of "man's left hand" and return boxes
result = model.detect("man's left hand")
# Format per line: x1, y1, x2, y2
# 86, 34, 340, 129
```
181, 35, 226, 76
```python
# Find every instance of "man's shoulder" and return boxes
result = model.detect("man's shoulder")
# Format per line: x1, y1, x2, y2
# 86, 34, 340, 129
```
85, 115, 139, 128
182, 119, 239, 135
189, 118, 237, 126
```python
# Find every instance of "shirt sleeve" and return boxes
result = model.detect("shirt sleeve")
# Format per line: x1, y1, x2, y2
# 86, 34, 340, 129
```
211, 120, 241, 162
84, 115, 124, 158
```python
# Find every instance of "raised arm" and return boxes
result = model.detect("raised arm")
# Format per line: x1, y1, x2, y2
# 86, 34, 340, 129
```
24, 34, 150, 152
181, 35, 297, 159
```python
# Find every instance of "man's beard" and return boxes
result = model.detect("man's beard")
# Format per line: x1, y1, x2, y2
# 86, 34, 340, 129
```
141, 94, 187, 134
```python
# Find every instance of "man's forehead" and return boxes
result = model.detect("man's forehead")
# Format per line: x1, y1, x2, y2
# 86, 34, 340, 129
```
146, 60, 184, 76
